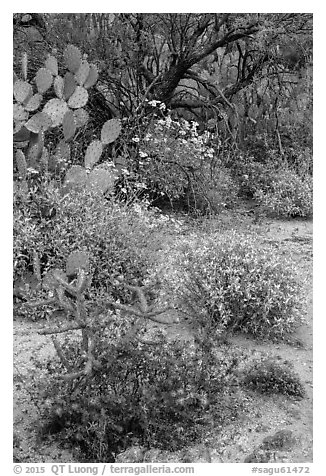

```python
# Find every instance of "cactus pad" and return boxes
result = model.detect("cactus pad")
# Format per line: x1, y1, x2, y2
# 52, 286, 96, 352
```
13, 120, 25, 134
66, 251, 90, 277
75, 59, 90, 86
15, 150, 27, 179
35, 68, 53, 94
101, 118, 122, 144
62, 110, 76, 141
25, 112, 52, 133
67, 86, 88, 109
21, 52, 28, 81
45, 55, 59, 76
14, 80, 33, 104
24, 93, 43, 112
64, 165, 88, 189
83, 64, 98, 89
84, 140, 103, 169
54, 76, 65, 99
43, 99, 69, 127
74, 108, 89, 128
64, 45, 82, 73
63, 72, 77, 100
13, 126, 31, 143
13, 104, 29, 121
87, 165, 118, 194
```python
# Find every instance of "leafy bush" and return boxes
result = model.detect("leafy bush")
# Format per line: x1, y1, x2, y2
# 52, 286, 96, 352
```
189, 168, 239, 215
160, 232, 302, 340
243, 358, 305, 398
224, 152, 313, 219
254, 170, 313, 218
224, 153, 279, 199
37, 337, 244, 462
13, 184, 163, 309
131, 110, 238, 214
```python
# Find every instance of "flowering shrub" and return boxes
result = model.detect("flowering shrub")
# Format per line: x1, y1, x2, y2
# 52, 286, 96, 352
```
13, 184, 162, 308
254, 170, 313, 218
158, 232, 302, 340
243, 357, 305, 397
131, 109, 237, 214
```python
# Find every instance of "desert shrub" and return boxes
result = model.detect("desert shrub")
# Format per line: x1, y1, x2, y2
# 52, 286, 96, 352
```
160, 232, 302, 340
189, 168, 239, 216
36, 336, 245, 462
254, 169, 313, 218
132, 110, 239, 214
13, 183, 164, 309
223, 153, 279, 199
243, 357, 305, 398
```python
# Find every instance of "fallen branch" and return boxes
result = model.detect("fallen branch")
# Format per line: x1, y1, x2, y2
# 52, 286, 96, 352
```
39, 322, 86, 335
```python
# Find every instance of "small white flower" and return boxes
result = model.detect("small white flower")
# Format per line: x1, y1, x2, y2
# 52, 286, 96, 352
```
132, 137, 140, 143
139, 151, 148, 158
165, 116, 172, 127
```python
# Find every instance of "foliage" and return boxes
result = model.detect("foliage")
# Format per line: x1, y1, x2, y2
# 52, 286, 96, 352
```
37, 14, 312, 117
159, 232, 302, 340
243, 357, 305, 398
133, 109, 238, 214
254, 169, 313, 218
13, 185, 160, 309
223, 152, 282, 199
14, 14, 312, 214
13, 42, 122, 198
36, 337, 245, 462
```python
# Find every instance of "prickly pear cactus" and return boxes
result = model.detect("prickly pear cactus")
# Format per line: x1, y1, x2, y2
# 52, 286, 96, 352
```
66, 251, 90, 277
25, 112, 52, 133
13, 104, 28, 122
24, 93, 43, 112
83, 64, 98, 89
13, 43, 109, 189
63, 72, 77, 100
74, 108, 89, 128
54, 76, 65, 99
43, 99, 69, 127
101, 118, 122, 144
64, 45, 82, 73
15, 150, 27, 179
88, 166, 118, 194
35, 68, 53, 94
64, 165, 88, 189
68, 86, 88, 109
75, 60, 90, 86
14, 80, 33, 104
45, 55, 58, 76
62, 110, 76, 141
84, 140, 103, 169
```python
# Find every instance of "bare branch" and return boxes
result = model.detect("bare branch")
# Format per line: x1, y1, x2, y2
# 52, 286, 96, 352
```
39, 322, 85, 335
